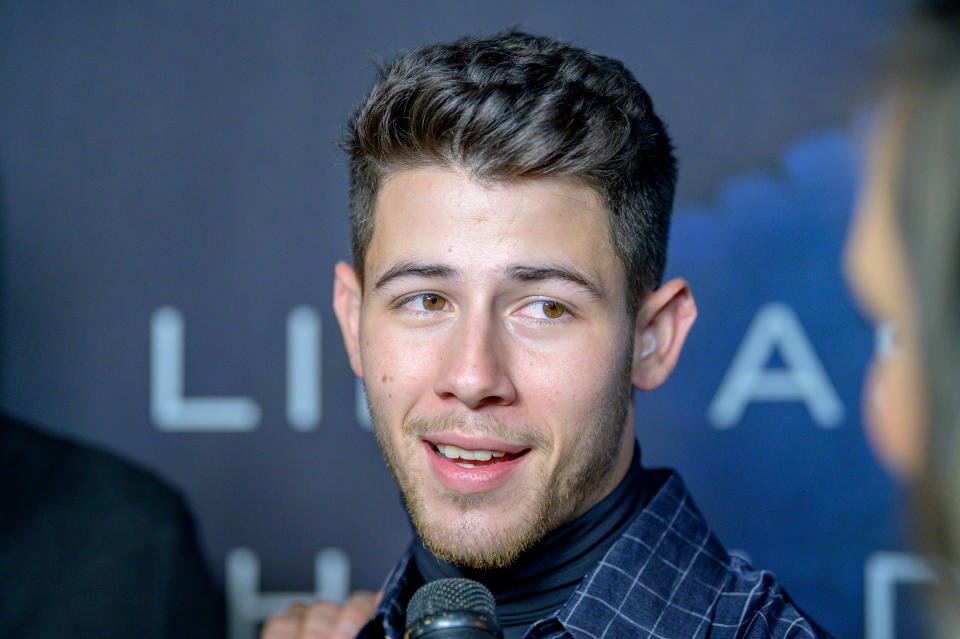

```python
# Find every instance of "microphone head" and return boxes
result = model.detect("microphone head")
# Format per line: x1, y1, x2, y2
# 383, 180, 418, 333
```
405, 578, 502, 639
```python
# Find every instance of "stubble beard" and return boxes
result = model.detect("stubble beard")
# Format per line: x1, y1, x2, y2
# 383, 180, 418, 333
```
366, 345, 634, 570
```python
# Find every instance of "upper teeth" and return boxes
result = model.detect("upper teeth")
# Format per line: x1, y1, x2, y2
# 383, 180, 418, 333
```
436, 444, 507, 461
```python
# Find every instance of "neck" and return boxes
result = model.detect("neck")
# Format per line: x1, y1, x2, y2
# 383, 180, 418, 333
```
411, 442, 651, 639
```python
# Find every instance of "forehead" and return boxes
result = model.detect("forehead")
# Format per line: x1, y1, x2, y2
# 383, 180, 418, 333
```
365, 168, 621, 284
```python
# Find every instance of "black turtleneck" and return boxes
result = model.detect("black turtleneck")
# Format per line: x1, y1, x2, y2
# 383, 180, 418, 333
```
411, 444, 653, 639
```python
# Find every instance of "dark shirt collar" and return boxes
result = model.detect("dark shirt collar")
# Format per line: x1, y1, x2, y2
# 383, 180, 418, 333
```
411, 444, 651, 639
361, 470, 830, 639
362, 460, 680, 639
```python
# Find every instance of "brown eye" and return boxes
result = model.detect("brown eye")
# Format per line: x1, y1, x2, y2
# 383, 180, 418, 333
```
422, 294, 446, 311
542, 300, 565, 319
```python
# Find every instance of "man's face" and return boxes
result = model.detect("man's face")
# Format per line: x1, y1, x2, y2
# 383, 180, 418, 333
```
343, 167, 637, 568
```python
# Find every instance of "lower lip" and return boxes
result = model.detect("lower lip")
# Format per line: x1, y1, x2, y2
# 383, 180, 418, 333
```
422, 441, 527, 495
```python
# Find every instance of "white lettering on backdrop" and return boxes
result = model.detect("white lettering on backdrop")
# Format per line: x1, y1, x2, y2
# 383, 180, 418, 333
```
708, 302, 844, 429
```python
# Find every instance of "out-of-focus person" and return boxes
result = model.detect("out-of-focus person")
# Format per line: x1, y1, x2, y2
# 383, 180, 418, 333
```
844, 1, 960, 636
0, 412, 224, 638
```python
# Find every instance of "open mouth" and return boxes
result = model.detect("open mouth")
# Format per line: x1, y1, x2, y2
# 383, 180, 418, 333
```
430, 442, 530, 469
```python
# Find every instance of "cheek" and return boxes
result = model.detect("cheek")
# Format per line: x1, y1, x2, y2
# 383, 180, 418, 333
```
862, 353, 925, 480
519, 343, 618, 426
521, 348, 586, 398
361, 331, 435, 410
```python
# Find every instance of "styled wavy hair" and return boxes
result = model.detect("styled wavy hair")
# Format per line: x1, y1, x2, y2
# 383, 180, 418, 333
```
344, 31, 677, 315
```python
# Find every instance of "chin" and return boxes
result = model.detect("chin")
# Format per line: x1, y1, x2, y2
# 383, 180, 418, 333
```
405, 462, 563, 569
414, 507, 546, 569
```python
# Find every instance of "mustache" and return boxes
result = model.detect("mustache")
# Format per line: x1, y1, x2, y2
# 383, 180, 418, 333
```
403, 413, 550, 449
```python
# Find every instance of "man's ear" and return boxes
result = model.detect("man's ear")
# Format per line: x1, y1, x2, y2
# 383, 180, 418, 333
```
332, 261, 364, 379
631, 278, 697, 391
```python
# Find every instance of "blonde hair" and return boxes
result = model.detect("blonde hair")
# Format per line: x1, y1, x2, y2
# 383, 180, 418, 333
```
889, 3, 960, 634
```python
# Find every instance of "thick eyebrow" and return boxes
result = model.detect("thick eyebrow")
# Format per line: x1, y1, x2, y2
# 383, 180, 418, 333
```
373, 261, 458, 291
507, 265, 605, 300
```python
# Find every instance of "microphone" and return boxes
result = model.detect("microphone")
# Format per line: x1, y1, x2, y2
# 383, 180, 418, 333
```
404, 578, 503, 639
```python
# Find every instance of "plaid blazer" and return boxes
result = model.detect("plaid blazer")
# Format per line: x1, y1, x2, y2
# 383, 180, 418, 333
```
359, 470, 832, 639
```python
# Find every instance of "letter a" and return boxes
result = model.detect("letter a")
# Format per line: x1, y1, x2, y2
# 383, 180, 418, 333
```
708, 302, 843, 429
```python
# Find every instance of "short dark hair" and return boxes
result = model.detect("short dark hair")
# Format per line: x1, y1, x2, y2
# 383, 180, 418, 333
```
345, 30, 677, 314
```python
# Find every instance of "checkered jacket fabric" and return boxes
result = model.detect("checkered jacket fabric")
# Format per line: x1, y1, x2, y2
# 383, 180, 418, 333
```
358, 470, 832, 639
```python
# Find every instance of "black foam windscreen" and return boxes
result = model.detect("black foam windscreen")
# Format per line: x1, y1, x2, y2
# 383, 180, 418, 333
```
406, 578, 498, 630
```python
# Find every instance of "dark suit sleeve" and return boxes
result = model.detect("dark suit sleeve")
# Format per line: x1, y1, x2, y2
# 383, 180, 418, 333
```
0, 415, 224, 638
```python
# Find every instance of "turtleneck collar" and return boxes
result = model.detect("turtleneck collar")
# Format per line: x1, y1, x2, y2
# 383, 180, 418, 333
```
411, 443, 652, 639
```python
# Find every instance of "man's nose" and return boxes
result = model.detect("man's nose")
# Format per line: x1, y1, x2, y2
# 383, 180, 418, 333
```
434, 312, 517, 409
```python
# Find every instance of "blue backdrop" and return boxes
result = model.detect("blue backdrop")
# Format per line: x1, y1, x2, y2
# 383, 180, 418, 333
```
0, 2, 918, 637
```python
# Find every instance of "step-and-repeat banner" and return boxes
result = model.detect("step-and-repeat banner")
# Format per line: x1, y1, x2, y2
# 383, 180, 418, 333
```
0, 2, 922, 637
